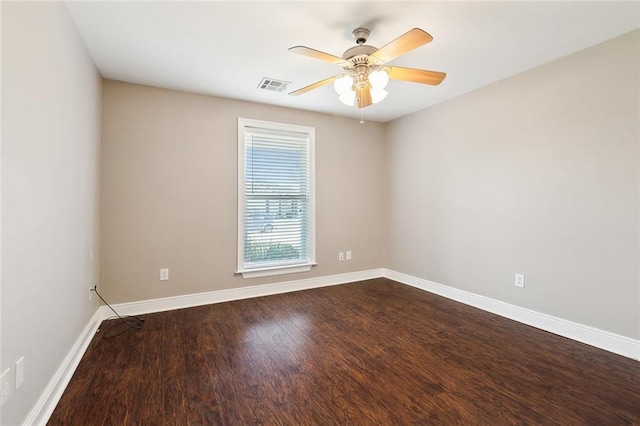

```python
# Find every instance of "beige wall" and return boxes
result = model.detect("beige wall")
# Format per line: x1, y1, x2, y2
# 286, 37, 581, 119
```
101, 81, 387, 303
386, 30, 639, 339
1, 2, 101, 424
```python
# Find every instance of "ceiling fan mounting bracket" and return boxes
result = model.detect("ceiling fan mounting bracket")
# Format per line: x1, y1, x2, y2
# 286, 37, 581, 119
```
352, 28, 370, 45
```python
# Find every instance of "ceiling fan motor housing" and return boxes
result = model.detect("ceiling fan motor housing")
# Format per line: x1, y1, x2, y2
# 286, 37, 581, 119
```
342, 29, 381, 88
342, 44, 377, 61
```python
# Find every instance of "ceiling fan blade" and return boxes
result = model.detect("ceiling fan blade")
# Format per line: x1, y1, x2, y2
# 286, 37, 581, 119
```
289, 46, 347, 65
370, 28, 433, 64
388, 66, 446, 85
289, 76, 336, 96
355, 86, 372, 108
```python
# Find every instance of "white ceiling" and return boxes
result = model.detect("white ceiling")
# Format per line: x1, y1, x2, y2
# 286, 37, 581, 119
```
65, 1, 639, 123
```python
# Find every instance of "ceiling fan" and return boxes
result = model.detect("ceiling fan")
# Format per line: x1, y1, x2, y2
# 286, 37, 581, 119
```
288, 27, 446, 108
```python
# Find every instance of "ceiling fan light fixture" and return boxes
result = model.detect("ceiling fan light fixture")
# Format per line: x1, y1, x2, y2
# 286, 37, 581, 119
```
334, 75, 354, 95
371, 88, 388, 104
289, 27, 445, 111
339, 91, 356, 106
369, 70, 389, 90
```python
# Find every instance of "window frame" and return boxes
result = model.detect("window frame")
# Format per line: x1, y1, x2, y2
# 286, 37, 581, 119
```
236, 117, 316, 278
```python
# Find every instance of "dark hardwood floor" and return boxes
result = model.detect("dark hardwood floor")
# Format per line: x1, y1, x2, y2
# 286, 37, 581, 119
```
49, 278, 640, 425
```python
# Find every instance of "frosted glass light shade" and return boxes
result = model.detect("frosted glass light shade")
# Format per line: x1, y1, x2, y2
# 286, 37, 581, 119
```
339, 91, 356, 106
334, 75, 354, 95
369, 70, 389, 90
371, 88, 388, 104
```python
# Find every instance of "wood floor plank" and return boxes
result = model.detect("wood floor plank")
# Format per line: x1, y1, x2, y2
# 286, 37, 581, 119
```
182, 306, 225, 424
49, 278, 640, 424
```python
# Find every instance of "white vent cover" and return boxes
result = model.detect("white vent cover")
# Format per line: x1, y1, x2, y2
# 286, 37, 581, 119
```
257, 78, 290, 93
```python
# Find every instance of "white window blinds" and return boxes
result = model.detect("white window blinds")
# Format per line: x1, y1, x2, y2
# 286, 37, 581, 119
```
237, 118, 315, 277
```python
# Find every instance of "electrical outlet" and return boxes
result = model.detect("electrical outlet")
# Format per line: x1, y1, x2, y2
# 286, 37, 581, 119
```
338, 252, 344, 261
346, 250, 352, 260
160, 268, 169, 281
1, 368, 10, 406
515, 273, 525, 288
15, 357, 24, 389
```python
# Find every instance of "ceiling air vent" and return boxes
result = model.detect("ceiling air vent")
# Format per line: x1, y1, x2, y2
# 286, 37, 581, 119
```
257, 77, 291, 93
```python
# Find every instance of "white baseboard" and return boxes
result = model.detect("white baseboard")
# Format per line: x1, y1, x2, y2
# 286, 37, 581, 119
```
23, 309, 104, 426
383, 269, 640, 361
101, 269, 384, 318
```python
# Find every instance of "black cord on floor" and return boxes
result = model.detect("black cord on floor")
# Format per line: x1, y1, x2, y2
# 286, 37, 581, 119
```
93, 288, 145, 339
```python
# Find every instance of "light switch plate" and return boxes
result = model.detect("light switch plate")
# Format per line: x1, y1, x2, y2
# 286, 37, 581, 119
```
515, 273, 525, 288
16, 357, 24, 389
160, 268, 169, 281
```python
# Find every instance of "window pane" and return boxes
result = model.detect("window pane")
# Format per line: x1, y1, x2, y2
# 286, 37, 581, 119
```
239, 120, 314, 272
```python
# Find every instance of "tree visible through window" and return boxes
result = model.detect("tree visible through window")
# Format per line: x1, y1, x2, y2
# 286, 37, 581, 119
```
237, 118, 315, 278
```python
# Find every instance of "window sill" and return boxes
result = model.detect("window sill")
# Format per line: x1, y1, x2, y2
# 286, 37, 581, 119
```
236, 263, 317, 279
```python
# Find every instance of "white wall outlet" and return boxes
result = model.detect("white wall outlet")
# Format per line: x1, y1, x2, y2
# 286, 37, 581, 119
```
338, 252, 344, 261
515, 273, 525, 288
346, 250, 352, 260
1, 368, 10, 406
15, 357, 24, 389
160, 268, 169, 281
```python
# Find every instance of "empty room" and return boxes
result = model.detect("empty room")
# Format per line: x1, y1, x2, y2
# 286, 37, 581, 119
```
2, 1, 639, 424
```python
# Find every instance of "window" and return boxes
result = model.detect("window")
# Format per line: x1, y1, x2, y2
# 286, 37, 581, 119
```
237, 118, 315, 278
